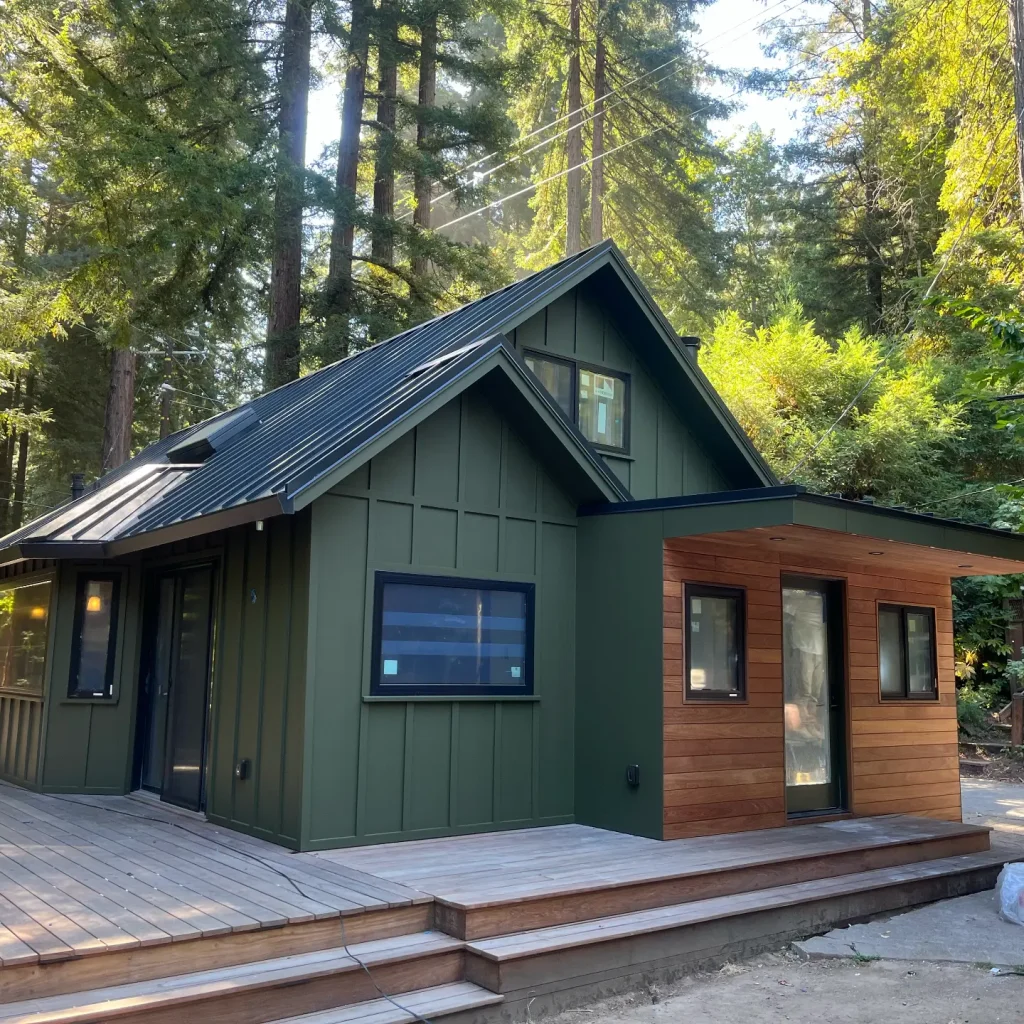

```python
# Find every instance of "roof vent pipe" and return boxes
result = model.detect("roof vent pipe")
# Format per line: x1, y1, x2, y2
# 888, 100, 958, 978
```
679, 335, 701, 354
70, 472, 85, 502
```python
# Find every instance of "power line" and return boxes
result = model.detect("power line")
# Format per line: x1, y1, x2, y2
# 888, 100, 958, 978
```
416, 0, 810, 214
910, 478, 1024, 513
432, 52, 816, 233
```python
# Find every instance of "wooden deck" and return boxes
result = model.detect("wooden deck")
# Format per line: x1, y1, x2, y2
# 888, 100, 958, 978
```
317, 817, 985, 907
0, 782, 426, 972
0, 783, 1010, 1023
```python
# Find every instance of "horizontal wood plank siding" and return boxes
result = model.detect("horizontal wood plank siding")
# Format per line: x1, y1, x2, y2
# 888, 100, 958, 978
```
662, 535, 961, 840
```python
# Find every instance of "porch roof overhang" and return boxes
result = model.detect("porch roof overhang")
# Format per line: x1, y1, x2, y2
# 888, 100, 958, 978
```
579, 484, 1024, 577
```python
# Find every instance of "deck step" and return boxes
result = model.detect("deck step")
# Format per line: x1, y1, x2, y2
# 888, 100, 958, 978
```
0, 931, 463, 1024
268, 982, 503, 1024
463, 850, 1008, 1001
435, 818, 992, 939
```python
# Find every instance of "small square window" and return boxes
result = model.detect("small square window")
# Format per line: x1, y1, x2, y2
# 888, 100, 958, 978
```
523, 352, 574, 420
372, 573, 534, 696
685, 584, 745, 700
69, 574, 121, 699
878, 604, 937, 699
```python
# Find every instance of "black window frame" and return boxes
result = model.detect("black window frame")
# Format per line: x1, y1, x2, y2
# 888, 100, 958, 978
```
521, 349, 631, 454
67, 572, 122, 700
684, 583, 746, 702
370, 571, 536, 697
877, 602, 938, 701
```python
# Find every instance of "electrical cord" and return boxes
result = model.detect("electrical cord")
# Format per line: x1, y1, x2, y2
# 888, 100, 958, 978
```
51, 794, 438, 1024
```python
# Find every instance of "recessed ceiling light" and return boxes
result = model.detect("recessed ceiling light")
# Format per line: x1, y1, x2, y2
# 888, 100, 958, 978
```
868, 551, 883, 555
769, 536, 786, 541
958, 564, 973, 569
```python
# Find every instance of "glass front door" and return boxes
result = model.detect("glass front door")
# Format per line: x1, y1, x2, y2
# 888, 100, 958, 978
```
782, 577, 846, 814
138, 565, 215, 811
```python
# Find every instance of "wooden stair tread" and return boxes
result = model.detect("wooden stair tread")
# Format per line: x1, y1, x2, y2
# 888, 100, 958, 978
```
430, 817, 991, 909
466, 850, 1009, 961
267, 982, 503, 1024
0, 931, 461, 1024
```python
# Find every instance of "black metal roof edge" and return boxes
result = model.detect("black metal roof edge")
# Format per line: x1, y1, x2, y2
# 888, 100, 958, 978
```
286, 333, 633, 508
578, 485, 805, 516
595, 245, 779, 487
578, 484, 1024, 546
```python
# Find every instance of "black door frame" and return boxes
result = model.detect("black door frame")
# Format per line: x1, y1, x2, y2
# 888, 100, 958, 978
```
132, 560, 218, 811
781, 574, 848, 816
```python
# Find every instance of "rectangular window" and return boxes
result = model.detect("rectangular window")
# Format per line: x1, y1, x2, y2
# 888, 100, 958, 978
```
523, 352, 574, 420
685, 584, 745, 700
522, 350, 629, 452
68, 575, 121, 699
372, 573, 534, 696
878, 603, 937, 699
0, 577, 52, 696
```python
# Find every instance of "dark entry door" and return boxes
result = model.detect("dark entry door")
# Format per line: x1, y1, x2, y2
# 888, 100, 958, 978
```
138, 565, 215, 811
782, 577, 846, 814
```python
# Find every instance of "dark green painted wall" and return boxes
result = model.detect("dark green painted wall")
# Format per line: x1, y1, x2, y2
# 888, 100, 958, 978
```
302, 387, 578, 849
206, 514, 309, 848
40, 560, 141, 794
510, 282, 734, 499
575, 510, 665, 838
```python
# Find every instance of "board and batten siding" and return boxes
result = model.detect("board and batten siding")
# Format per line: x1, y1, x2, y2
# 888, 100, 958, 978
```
302, 386, 577, 849
510, 283, 734, 498
662, 534, 961, 840
206, 515, 309, 848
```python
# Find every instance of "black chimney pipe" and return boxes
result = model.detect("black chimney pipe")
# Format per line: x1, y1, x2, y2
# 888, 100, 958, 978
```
70, 472, 85, 501
679, 335, 701, 356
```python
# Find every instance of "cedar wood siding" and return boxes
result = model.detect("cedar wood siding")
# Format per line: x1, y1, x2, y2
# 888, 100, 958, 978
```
509, 282, 735, 499
663, 534, 960, 839
302, 385, 578, 849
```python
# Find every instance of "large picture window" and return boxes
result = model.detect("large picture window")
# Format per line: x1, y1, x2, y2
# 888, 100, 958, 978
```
523, 351, 629, 452
0, 577, 52, 696
68, 574, 121, 699
371, 573, 534, 696
879, 603, 937, 699
685, 584, 745, 700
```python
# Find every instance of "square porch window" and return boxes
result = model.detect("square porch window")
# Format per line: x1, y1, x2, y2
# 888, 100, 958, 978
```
68, 574, 121, 699
878, 603, 937, 699
371, 572, 534, 696
685, 584, 745, 700
0, 577, 53, 696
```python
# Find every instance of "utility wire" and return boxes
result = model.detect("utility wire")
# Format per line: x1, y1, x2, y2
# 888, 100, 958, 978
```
432, 52, 816, 233
910, 478, 1024, 512
417, 0, 810, 213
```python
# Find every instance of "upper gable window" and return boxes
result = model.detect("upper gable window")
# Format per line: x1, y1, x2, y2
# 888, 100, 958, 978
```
523, 351, 629, 453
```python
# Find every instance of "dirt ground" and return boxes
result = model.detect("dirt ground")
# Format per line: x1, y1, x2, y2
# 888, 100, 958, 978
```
543, 952, 1023, 1024
960, 746, 1024, 784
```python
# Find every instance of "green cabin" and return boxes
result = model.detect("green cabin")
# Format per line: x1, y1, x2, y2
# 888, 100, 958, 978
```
1, 242, 1022, 850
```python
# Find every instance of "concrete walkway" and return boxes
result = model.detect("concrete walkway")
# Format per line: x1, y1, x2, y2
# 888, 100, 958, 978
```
795, 781, 1024, 967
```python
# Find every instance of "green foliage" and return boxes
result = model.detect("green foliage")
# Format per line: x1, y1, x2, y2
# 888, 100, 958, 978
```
957, 685, 992, 736
699, 305, 963, 502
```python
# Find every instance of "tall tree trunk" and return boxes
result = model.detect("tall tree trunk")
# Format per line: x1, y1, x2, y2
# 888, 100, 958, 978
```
265, 0, 312, 391
565, 0, 583, 255
159, 337, 174, 439
11, 373, 34, 530
326, 0, 372, 353
1011, 0, 1024, 225
102, 345, 137, 472
372, 0, 400, 266
861, 0, 884, 329
591, 0, 606, 244
0, 378, 21, 534
413, 12, 438, 281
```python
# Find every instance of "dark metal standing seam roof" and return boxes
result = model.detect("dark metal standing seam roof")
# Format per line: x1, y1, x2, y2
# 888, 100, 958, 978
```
0, 241, 773, 561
